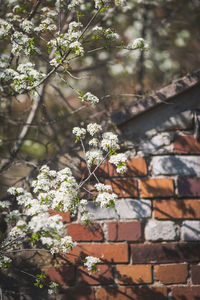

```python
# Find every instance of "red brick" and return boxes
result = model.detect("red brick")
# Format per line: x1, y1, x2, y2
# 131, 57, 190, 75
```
172, 286, 200, 300
78, 265, 114, 285
44, 265, 75, 285
64, 243, 128, 264
49, 210, 70, 222
96, 286, 167, 300
107, 221, 141, 241
96, 159, 118, 177
191, 264, 200, 284
96, 157, 147, 178
153, 199, 200, 219
116, 265, 152, 284
178, 177, 200, 197
60, 286, 94, 300
67, 224, 103, 242
105, 179, 138, 198
131, 243, 200, 264
154, 264, 188, 284
126, 157, 148, 177
140, 178, 174, 198
174, 135, 200, 154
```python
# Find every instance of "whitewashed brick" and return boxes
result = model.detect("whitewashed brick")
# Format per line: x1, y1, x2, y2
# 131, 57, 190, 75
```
116, 199, 151, 219
138, 132, 174, 155
86, 199, 151, 220
181, 221, 200, 241
152, 155, 200, 175
86, 202, 118, 220
145, 220, 177, 241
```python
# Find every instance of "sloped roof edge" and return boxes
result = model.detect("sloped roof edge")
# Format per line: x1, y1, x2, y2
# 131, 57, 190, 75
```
112, 69, 200, 126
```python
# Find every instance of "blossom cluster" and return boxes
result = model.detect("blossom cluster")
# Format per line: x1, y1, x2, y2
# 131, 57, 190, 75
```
0, 63, 45, 93
73, 123, 127, 174
84, 256, 100, 273
95, 183, 117, 208
4, 165, 79, 255
109, 153, 127, 173
127, 38, 149, 51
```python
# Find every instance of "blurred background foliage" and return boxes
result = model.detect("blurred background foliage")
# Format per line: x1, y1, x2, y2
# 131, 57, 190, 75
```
0, 0, 200, 196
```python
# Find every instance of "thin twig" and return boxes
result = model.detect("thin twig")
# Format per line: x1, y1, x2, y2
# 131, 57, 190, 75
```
4, 248, 50, 254
80, 139, 91, 176
78, 152, 109, 189
27, 0, 42, 20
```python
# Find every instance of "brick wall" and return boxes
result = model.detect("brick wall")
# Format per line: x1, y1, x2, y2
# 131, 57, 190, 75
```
40, 131, 200, 300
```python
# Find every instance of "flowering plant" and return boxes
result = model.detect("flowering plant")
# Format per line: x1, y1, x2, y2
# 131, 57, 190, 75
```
0, 0, 147, 295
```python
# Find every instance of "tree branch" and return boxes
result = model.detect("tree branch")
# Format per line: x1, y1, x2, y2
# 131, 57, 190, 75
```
0, 85, 45, 174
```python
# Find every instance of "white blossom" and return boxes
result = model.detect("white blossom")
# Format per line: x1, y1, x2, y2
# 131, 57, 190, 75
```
7, 186, 24, 196
67, 0, 84, 10
72, 127, 86, 138
82, 92, 99, 105
89, 138, 99, 147
48, 282, 59, 295
101, 132, 119, 151
109, 153, 127, 173
96, 191, 117, 208
104, 29, 120, 40
20, 19, 34, 33
0, 256, 12, 269
84, 256, 100, 273
92, 26, 103, 32
69, 41, 84, 56
87, 123, 102, 136
86, 149, 103, 167
95, 183, 112, 192
0, 19, 13, 38
50, 58, 60, 67
127, 38, 149, 50
0, 201, 11, 209
94, 0, 109, 9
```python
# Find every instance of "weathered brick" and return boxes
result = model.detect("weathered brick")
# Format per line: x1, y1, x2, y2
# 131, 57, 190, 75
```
154, 264, 188, 284
191, 264, 200, 284
152, 155, 200, 176
171, 286, 200, 300
181, 221, 200, 240
174, 135, 200, 154
116, 265, 152, 284
131, 242, 200, 263
78, 265, 114, 285
44, 265, 75, 286
140, 178, 174, 198
154, 199, 200, 219
49, 210, 70, 222
105, 179, 138, 198
145, 220, 177, 241
116, 199, 151, 219
59, 286, 94, 300
96, 286, 167, 300
64, 243, 128, 264
107, 221, 141, 241
67, 223, 103, 242
178, 177, 200, 197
